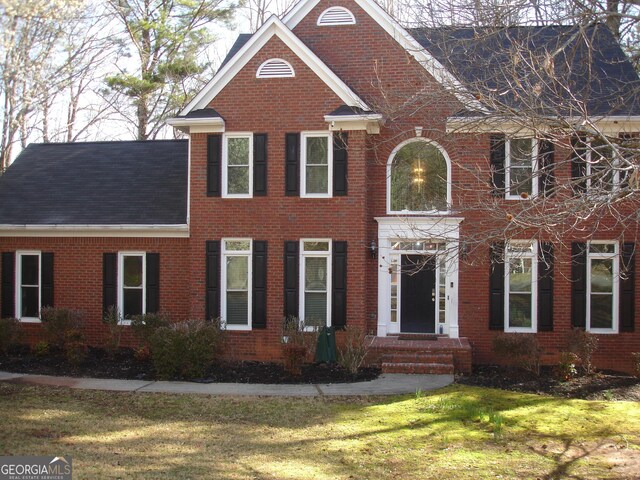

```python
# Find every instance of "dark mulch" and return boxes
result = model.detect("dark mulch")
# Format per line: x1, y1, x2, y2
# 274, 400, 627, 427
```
456, 365, 640, 401
0, 347, 380, 384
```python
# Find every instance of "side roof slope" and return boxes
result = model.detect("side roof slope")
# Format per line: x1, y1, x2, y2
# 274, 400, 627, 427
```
0, 140, 188, 226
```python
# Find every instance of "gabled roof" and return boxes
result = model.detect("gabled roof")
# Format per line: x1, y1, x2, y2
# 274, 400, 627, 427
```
180, 15, 371, 115
411, 25, 640, 117
0, 140, 188, 227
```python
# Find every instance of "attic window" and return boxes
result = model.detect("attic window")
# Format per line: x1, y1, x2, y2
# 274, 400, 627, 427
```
256, 58, 295, 78
317, 7, 356, 26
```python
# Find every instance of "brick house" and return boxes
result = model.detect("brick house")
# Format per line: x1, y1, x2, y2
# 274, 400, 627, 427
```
1, 0, 639, 373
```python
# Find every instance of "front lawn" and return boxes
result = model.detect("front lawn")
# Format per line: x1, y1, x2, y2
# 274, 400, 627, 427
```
0, 383, 638, 479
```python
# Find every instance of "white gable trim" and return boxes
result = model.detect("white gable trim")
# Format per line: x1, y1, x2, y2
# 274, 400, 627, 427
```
282, 0, 486, 112
180, 15, 369, 115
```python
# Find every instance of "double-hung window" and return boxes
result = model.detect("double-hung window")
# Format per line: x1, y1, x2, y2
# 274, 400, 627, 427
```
119, 252, 146, 321
504, 241, 537, 331
505, 138, 537, 199
301, 132, 332, 197
16, 251, 41, 321
300, 240, 331, 329
222, 239, 252, 330
587, 242, 618, 332
586, 138, 619, 193
223, 133, 253, 197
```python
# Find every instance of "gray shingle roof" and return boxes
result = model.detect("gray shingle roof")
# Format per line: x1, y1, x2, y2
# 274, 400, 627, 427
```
0, 140, 188, 225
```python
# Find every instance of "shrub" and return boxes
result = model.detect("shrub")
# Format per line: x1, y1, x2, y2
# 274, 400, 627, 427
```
40, 307, 84, 350
281, 316, 316, 375
337, 325, 372, 375
565, 328, 599, 376
492, 332, 542, 376
64, 329, 87, 365
148, 318, 226, 379
556, 352, 579, 381
632, 353, 640, 378
33, 341, 50, 357
0, 317, 22, 356
130, 312, 170, 345
102, 306, 126, 356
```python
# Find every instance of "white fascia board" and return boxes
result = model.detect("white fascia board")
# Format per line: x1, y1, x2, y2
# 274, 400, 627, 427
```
283, 0, 486, 113
180, 15, 370, 115
325, 114, 383, 133
324, 114, 383, 122
165, 117, 225, 134
0, 224, 190, 238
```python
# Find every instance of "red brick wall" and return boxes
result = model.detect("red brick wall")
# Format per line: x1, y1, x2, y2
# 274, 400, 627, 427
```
0, 237, 189, 347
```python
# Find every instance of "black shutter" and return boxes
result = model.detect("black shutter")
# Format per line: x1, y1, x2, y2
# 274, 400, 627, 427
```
333, 132, 348, 196
1, 252, 15, 318
571, 136, 587, 193
41, 253, 54, 309
207, 134, 222, 197
571, 242, 587, 328
253, 133, 267, 196
489, 243, 505, 330
332, 241, 347, 329
284, 241, 299, 317
285, 133, 300, 196
490, 134, 506, 197
146, 253, 160, 313
252, 241, 267, 329
205, 241, 221, 321
620, 242, 635, 332
538, 243, 554, 331
538, 139, 555, 196
103, 253, 117, 314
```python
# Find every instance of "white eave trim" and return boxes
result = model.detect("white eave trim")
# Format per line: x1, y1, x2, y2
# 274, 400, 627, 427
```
324, 114, 383, 133
282, 0, 486, 112
0, 224, 190, 238
165, 116, 225, 134
180, 15, 370, 115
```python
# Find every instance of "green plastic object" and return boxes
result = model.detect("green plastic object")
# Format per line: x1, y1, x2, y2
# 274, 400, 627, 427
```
315, 326, 337, 363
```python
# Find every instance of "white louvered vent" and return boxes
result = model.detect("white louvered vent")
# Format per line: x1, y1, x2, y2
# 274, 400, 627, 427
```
256, 58, 295, 78
317, 7, 356, 26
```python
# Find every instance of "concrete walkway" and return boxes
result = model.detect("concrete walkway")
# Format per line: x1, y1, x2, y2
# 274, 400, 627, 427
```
0, 370, 453, 397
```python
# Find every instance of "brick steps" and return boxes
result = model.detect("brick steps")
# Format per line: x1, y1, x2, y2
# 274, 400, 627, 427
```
380, 353, 454, 374
382, 362, 454, 375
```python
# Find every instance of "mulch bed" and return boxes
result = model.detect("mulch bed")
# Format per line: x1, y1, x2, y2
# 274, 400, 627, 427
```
456, 365, 640, 401
0, 347, 380, 385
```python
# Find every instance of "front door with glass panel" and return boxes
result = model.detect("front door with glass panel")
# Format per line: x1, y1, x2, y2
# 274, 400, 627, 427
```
400, 255, 437, 333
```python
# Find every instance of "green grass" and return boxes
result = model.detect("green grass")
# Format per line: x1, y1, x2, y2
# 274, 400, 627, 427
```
0, 384, 638, 479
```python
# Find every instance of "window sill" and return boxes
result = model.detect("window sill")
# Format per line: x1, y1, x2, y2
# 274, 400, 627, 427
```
586, 328, 618, 335
222, 194, 253, 199
19, 317, 42, 324
224, 324, 252, 331
387, 210, 452, 216
504, 327, 536, 333
301, 194, 333, 199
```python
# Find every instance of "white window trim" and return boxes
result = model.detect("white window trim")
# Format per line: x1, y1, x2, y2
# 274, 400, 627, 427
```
299, 239, 332, 331
222, 133, 253, 198
15, 250, 41, 323
585, 140, 621, 193
301, 131, 333, 198
118, 252, 146, 325
386, 137, 452, 215
505, 138, 538, 200
221, 238, 252, 331
504, 241, 538, 332
586, 241, 619, 334
256, 58, 295, 78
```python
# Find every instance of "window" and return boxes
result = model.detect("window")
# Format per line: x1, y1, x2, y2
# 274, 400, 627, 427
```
388, 139, 449, 212
300, 240, 331, 329
222, 239, 252, 330
301, 132, 332, 197
506, 138, 537, 199
504, 242, 537, 332
587, 242, 618, 332
256, 58, 295, 78
223, 133, 253, 197
586, 138, 620, 193
119, 252, 145, 321
16, 251, 40, 320
317, 6, 356, 25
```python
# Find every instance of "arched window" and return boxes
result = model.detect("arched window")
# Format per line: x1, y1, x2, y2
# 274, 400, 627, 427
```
256, 58, 295, 78
388, 139, 450, 213
317, 7, 356, 26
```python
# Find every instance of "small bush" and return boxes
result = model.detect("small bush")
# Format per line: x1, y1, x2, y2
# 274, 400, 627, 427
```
64, 329, 87, 365
556, 351, 579, 381
492, 333, 541, 376
130, 312, 170, 345
632, 353, 640, 378
33, 341, 50, 357
40, 307, 84, 350
0, 318, 22, 356
281, 316, 316, 375
337, 325, 372, 375
148, 318, 226, 379
102, 306, 125, 356
565, 329, 599, 376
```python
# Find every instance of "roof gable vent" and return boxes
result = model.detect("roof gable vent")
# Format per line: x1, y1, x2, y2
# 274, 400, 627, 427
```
256, 58, 295, 78
317, 7, 356, 26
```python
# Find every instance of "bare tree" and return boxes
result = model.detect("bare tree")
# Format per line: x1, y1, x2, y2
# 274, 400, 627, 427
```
243, 0, 297, 32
